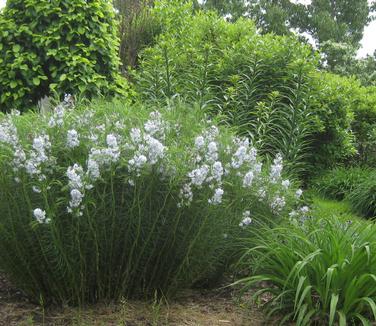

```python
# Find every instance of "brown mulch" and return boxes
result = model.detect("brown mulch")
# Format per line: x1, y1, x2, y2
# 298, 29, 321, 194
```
0, 273, 265, 326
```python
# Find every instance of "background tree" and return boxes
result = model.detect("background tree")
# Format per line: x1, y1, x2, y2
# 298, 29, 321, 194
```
201, 0, 375, 77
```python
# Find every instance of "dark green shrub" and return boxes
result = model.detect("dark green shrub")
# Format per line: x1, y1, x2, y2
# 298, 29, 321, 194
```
311, 167, 371, 200
0, 100, 302, 305
0, 0, 128, 112
237, 216, 376, 325
348, 171, 376, 218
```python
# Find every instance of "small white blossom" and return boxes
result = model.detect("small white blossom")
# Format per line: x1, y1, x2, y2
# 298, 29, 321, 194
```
239, 211, 252, 227
67, 129, 80, 148
69, 189, 84, 209
269, 154, 283, 183
296, 189, 303, 198
212, 161, 224, 182
270, 196, 286, 212
194, 136, 205, 149
33, 208, 50, 224
282, 179, 290, 189
32, 186, 41, 193
189, 165, 209, 187
208, 188, 224, 205
106, 134, 118, 148
243, 171, 254, 187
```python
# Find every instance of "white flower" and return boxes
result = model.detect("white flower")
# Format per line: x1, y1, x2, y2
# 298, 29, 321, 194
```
69, 189, 84, 208
189, 165, 209, 186
208, 188, 224, 205
129, 154, 147, 169
130, 128, 142, 144
194, 136, 205, 149
145, 135, 165, 164
239, 211, 252, 227
212, 161, 224, 182
300, 206, 309, 214
231, 145, 247, 169
270, 196, 286, 212
282, 179, 290, 189
32, 186, 41, 193
87, 158, 100, 181
206, 141, 218, 162
296, 189, 303, 198
179, 183, 193, 206
243, 171, 254, 187
33, 208, 50, 224
67, 129, 80, 148
270, 154, 283, 183
106, 134, 118, 148
66, 164, 84, 189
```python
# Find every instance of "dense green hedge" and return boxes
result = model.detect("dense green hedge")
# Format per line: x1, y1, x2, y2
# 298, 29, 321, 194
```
0, 0, 129, 112
133, 3, 369, 175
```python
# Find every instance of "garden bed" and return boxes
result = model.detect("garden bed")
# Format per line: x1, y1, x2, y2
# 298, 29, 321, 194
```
0, 273, 262, 326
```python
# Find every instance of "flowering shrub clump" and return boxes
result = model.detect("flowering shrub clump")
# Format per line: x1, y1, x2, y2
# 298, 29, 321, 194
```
0, 100, 303, 304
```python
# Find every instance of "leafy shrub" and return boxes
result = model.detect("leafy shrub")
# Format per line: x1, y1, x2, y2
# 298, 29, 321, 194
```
348, 171, 376, 218
311, 167, 371, 200
134, 3, 358, 175
237, 216, 376, 325
0, 100, 302, 305
0, 0, 128, 112
308, 73, 357, 170
351, 86, 376, 166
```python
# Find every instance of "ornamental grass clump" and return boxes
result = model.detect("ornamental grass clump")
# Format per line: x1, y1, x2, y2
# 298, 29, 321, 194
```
236, 216, 376, 325
0, 100, 301, 305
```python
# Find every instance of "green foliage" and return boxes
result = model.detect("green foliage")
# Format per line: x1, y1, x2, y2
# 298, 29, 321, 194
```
0, 0, 128, 112
247, 0, 374, 47
135, 6, 366, 175
351, 86, 376, 165
236, 215, 376, 325
308, 73, 359, 169
348, 171, 376, 218
134, 9, 321, 175
311, 167, 371, 200
114, 0, 160, 71
246, 0, 374, 75
194, 0, 246, 20
0, 100, 299, 305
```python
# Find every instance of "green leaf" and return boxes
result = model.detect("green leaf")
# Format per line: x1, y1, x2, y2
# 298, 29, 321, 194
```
13, 44, 21, 53
59, 74, 67, 81
329, 294, 339, 326
10, 81, 17, 89
32, 77, 40, 86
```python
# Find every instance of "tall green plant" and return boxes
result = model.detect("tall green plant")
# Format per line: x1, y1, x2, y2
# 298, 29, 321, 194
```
236, 216, 376, 325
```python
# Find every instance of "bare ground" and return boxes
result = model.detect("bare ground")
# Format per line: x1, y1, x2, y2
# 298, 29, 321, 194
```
0, 274, 265, 326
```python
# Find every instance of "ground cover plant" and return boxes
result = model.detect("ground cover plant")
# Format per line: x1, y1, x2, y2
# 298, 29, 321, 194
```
0, 99, 303, 305
237, 215, 376, 325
